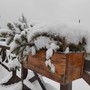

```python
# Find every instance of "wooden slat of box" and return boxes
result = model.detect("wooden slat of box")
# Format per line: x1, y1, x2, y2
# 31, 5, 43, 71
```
67, 53, 84, 83
24, 50, 84, 85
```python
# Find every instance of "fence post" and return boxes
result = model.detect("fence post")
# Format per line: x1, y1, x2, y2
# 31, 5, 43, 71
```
60, 82, 72, 90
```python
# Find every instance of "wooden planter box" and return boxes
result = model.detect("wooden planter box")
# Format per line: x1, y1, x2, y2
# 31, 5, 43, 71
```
24, 50, 84, 85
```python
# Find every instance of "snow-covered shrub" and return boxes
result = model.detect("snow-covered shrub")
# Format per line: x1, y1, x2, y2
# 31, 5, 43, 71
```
0, 15, 31, 70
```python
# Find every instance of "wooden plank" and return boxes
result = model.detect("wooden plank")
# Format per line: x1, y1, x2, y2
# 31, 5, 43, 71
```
0, 62, 10, 72
0, 45, 10, 50
24, 50, 84, 85
34, 72, 46, 90
22, 67, 28, 79
24, 50, 66, 84
1, 48, 6, 62
82, 72, 90, 85
29, 76, 37, 83
23, 84, 31, 90
21, 64, 25, 90
84, 60, 90, 71
29, 72, 46, 90
68, 53, 84, 82
60, 82, 72, 90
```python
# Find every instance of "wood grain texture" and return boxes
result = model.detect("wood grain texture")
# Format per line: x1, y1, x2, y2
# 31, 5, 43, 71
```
24, 50, 84, 85
67, 53, 84, 83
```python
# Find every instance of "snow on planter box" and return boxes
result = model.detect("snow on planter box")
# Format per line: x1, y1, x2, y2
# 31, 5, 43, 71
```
24, 50, 84, 85
4, 22, 90, 84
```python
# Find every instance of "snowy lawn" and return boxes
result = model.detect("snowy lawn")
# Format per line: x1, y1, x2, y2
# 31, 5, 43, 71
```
0, 65, 90, 90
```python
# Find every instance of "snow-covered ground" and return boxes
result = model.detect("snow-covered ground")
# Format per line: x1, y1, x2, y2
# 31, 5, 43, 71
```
0, 65, 90, 90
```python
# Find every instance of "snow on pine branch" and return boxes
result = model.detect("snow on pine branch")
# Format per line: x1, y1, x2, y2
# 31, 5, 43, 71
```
28, 23, 88, 45
0, 28, 13, 37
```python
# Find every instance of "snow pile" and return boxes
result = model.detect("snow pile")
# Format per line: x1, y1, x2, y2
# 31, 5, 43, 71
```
34, 37, 50, 50
28, 23, 88, 45
27, 23, 90, 52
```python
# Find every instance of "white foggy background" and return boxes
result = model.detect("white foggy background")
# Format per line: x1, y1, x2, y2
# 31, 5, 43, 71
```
0, 0, 90, 28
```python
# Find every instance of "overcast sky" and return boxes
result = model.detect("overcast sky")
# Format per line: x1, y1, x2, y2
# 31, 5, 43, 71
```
0, 0, 90, 27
